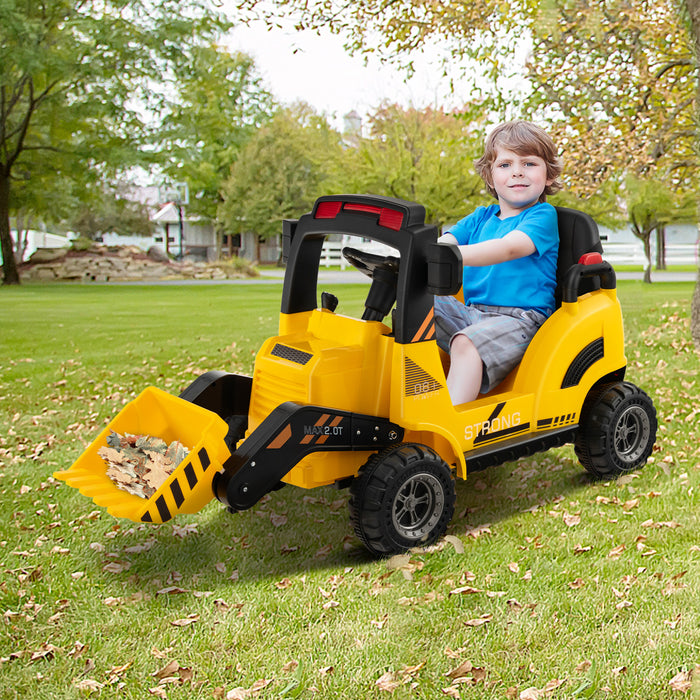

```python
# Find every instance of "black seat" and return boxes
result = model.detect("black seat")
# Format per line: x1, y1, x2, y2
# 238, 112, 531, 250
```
554, 206, 604, 306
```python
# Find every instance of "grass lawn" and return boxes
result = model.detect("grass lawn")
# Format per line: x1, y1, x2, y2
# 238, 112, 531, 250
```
1, 280, 699, 700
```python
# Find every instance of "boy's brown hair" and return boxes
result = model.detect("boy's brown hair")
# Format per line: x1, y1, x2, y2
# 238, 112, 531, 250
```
475, 120, 563, 202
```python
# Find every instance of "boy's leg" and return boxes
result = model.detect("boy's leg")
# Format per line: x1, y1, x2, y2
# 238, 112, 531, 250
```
446, 334, 483, 406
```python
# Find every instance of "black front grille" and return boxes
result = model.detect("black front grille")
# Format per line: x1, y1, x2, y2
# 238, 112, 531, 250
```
271, 343, 313, 365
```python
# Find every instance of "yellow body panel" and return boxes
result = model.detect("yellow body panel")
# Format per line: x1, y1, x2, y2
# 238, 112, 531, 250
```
247, 309, 393, 488
251, 286, 626, 487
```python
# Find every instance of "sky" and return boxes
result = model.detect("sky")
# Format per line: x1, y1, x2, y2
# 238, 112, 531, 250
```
226, 20, 469, 126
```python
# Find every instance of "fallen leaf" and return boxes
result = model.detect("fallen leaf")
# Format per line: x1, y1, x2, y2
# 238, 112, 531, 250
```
607, 544, 626, 559
669, 669, 693, 692
314, 544, 332, 559
171, 614, 199, 627
386, 554, 411, 570
465, 524, 492, 539
153, 660, 180, 680
270, 513, 287, 527
376, 670, 401, 692
449, 586, 483, 596
225, 678, 272, 699
443, 535, 465, 553
446, 659, 474, 680
74, 679, 105, 692
563, 513, 581, 527
464, 614, 492, 627
543, 679, 566, 692
156, 586, 187, 596
103, 560, 131, 574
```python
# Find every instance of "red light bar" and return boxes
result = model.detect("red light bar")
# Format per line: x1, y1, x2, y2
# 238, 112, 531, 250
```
378, 208, 404, 231
313, 200, 405, 231
315, 201, 343, 219
578, 252, 603, 265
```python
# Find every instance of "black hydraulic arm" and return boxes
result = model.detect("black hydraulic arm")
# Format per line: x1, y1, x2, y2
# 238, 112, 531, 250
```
212, 403, 404, 512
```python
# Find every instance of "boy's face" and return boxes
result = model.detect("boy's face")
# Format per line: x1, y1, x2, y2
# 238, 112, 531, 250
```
489, 146, 553, 217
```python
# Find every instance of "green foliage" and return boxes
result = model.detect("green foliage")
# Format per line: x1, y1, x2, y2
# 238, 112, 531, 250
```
0, 281, 697, 698
0, 0, 233, 284
67, 184, 154, 240
337, 103, 486, 229
219, 104, 344, 239
160, 46, 276, 224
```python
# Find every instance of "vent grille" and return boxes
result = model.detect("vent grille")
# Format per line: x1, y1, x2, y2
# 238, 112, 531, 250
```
562, 338, 604, 388
271, 343, 313, 365
404, 358, 443, 396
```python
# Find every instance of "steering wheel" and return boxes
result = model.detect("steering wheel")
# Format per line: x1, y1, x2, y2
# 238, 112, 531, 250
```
342, 247, 400, 277
342, 247, 400, 322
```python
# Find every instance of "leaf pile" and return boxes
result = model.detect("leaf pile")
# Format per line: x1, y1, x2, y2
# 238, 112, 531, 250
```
98, 431, 189, 499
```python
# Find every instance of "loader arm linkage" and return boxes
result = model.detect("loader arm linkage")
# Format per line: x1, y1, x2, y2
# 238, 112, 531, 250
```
214, 403, 404, 512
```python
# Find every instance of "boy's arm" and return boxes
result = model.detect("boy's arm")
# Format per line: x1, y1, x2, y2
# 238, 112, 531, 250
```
440, 230, 536, 267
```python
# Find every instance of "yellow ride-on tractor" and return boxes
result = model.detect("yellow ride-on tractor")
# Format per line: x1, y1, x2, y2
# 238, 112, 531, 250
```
56, 194, 657, 556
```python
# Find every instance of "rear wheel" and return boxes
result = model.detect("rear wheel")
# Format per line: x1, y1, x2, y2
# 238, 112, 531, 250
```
575, 381, 657, 479
349, 443, 456, 556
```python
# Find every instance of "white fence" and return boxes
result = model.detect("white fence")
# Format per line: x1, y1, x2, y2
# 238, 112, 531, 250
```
321, 237, 398, 270
320, 238, 699, 269
601, 241, 698, 266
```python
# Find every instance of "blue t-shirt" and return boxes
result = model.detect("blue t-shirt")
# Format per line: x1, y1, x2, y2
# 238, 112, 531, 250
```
449, 202, 559, 315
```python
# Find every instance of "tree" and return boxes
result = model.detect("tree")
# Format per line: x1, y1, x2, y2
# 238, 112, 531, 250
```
241, 1, 697, 193
219, 104, 343, 253
337, 103, 485, 229
625, 176, 696, 282
681, 0, 700, 345
158, 46, 275, 226
67, 184, 154, 240
1, 0, 232, 285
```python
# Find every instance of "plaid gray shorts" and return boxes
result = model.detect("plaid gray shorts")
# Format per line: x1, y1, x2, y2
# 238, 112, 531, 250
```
434, 296, 549, 393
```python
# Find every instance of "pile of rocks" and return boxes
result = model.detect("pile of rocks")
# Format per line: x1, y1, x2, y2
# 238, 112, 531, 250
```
18, 244, 257, 282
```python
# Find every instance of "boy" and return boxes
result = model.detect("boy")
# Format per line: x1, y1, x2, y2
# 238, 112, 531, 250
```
434, 120, 562, 406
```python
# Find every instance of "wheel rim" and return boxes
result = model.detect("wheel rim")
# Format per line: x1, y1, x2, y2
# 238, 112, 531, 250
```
391, 472, 445, 540
614, 404, 652, 465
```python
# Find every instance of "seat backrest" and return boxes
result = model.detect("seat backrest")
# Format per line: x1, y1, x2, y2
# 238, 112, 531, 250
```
555, 206, 604, 306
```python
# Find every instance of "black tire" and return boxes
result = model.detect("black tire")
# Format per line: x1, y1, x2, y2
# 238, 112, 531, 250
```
349, 443, 456, 556
574, 381, 657, 479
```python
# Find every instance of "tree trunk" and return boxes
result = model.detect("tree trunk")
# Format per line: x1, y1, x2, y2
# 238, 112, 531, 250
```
686, 0, 700, 345
642, 230, 653, 284
0, 171, 21, 285
655, 226, 666, 270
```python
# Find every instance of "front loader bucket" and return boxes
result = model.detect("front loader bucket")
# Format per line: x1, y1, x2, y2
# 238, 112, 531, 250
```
54, 386, 230, 523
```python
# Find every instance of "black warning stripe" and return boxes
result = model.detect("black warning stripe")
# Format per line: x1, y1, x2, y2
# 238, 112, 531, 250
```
473, 403, 530, 447
537, 414, 576, 430
140, 447, 211, 523
473, 423, 531, 447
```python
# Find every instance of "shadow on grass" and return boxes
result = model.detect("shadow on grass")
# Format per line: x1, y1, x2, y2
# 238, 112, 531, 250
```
106, 448, 596, 586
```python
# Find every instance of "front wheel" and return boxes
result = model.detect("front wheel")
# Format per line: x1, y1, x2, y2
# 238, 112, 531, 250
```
349, 443, 456, 556
574, 381, 657, 479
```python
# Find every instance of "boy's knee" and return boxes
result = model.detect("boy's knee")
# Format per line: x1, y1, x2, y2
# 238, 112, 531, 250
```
450, 334, 476, 357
